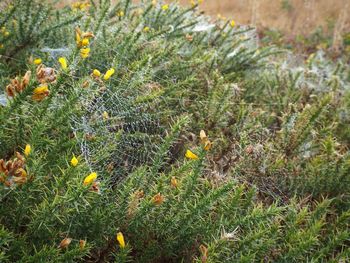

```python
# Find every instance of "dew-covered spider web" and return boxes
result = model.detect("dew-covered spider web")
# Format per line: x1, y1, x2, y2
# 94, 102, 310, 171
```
72, 87, 164, 184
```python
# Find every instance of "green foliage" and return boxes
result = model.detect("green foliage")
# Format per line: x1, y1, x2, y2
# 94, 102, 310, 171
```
0, 0, 349, 262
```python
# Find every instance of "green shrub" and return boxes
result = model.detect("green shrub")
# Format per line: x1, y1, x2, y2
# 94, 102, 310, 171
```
0, 0, 349, 262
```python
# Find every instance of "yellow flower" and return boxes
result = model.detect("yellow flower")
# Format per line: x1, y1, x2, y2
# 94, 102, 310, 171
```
117, 10, 124, 17
116, 232, 125, 248
143, 26, 150, 33
32, 85, 49, 101
3, 31, 9, 37
81, 38, 89, 46
80, 48, 90, 59
162, 4, 169, 11
70, 155, 79, 167
185, 149, 199, 160
230, 19, 236, 28
103, 68, 115, 80
24, 144, 31, 156
58, 57, 68, 70
92, 69, 101, 77
16, 168, 27, 177
72, 2, 90, 11
83, 172, 97, 185
33, 58, 42, 65
102, 111, 109, 120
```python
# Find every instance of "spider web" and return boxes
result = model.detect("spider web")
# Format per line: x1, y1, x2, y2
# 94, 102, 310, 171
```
72, 87, 164, 184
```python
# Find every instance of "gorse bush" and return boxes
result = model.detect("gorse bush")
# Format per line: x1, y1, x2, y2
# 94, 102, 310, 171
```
0, 0, 349, 262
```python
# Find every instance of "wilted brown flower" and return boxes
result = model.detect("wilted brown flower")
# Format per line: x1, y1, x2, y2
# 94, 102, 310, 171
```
199, 244, 208, 263
36, 65, 57, 84
245, 145, 254, 155
82, 32, 95, 38
5, 71, 31, 97
199, 130, 212, 151
82, 80, 90, 88
12, 176, 26, 185
152, 193, 164, 205
170, 176, 178, 188
90, 181, 101, 194
59, 237, 72, 249
5, 85, 15, 97
185, 34, 193, 42
0, 152, 27, 186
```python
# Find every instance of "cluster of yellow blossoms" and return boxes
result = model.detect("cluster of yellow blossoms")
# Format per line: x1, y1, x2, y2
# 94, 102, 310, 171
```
71, 1, 90, 11
1, 26, 10, 37
76, 27, 94, 59
91, 68, 115, 81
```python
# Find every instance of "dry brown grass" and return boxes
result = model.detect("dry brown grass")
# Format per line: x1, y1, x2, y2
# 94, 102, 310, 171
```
180, 0, 350, 36
60, 0, 350, 36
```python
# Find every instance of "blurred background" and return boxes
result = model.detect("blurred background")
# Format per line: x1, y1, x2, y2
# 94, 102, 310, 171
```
179, 0, 350, 55
181, 0, 349, 35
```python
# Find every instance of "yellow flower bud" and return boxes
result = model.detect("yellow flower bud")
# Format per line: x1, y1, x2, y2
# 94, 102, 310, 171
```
32, 85, 49, 101
34, 58, 42, 65
80, 48, 90, 59
116, 232, 125, 248
58, 57, 68, 70
81, 38, 89, 46
83, 172, 97, 185
102, 111, 109, 120
70, 155, 79, 167
92, 69, 101, 77
103, 68, 115, 80
117, 10, 124, 17
24, 144, 31, 157
185, 149, 199, 160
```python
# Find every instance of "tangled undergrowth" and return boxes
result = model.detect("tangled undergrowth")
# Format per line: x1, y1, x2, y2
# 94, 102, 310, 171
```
0, 0, 349, 262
